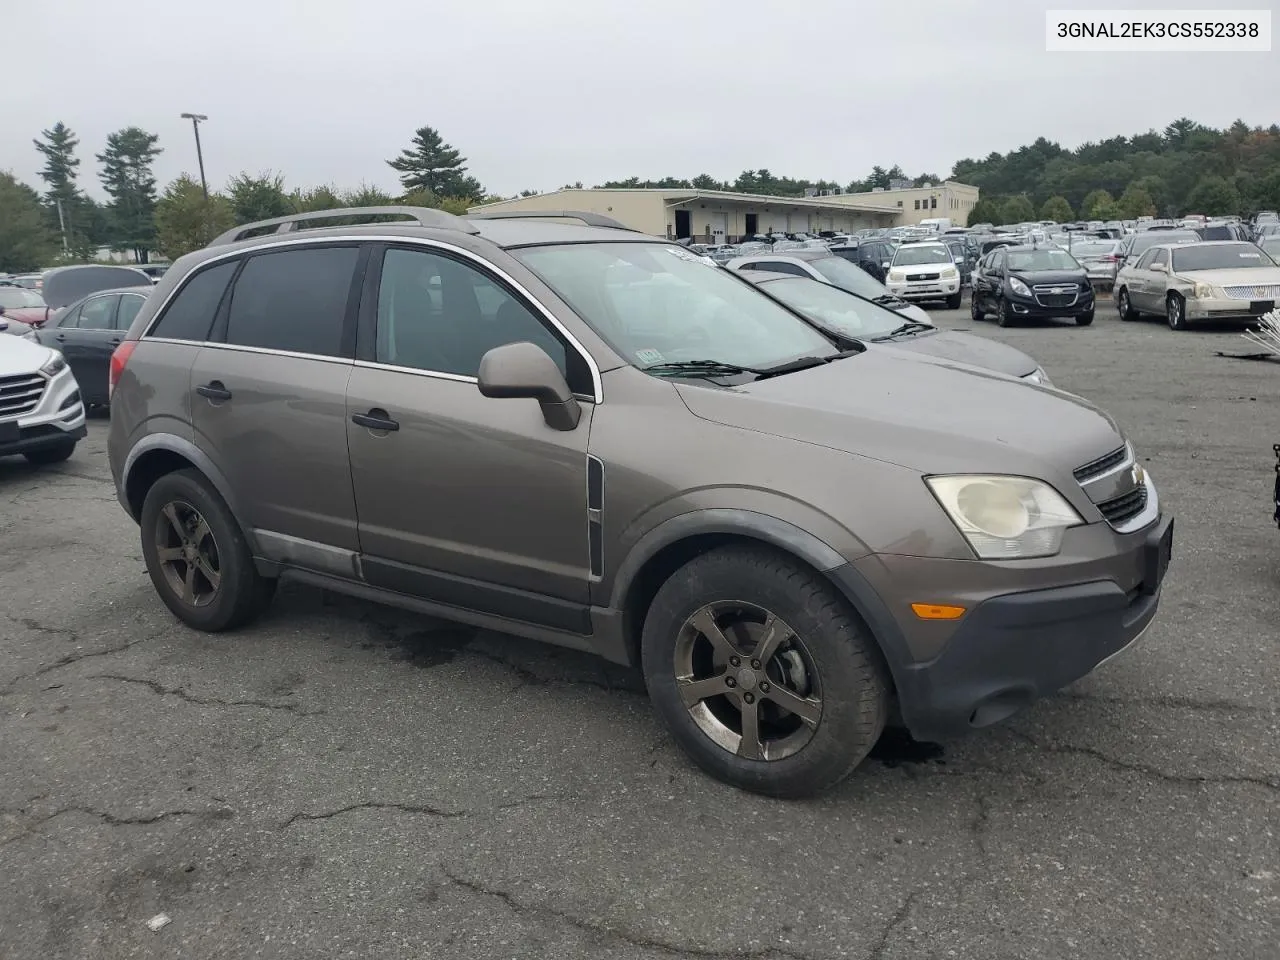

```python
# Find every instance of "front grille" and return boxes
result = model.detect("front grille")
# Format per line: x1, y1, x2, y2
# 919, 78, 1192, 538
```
1032, 283, 1080, 308
907, 272, 940, 281
1098, 486, 1148, 526
1221, 283, 1280, 301
1074, 445, 1128, 483
0, 373, 46, 419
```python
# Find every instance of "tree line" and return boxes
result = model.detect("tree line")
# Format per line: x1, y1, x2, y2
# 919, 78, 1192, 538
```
5, 116, 1280, 272
0, 124, 490, 271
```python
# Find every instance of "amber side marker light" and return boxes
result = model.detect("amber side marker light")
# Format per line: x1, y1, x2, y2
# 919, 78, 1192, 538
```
911, 603, 967, 620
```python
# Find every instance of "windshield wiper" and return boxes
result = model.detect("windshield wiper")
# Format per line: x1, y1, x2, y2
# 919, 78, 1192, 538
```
874, 320, 935, 340
871, 294, 906, 306
644, 360, 764, 378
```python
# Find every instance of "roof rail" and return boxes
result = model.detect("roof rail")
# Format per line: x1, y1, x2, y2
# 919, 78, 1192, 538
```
208, 206, 480, 246
467, 210, 632, 231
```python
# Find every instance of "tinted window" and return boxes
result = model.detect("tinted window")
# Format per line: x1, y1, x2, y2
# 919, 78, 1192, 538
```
150, 261, 237, 341
375, 247, 569, 381
74, 295, 117, 329
116, 294, 146, 330
751, 261, 809, 277
55, 304, 82, 328
1007, 249, 1080, 271
225, 247, 358, 357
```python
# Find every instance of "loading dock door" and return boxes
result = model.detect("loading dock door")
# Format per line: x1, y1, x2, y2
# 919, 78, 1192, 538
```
675, 209, 691, 239
707, 212, 728, 243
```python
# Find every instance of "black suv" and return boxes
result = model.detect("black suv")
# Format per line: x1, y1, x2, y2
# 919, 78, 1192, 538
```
830, 238, 896, 282
970, 244, 1095, 327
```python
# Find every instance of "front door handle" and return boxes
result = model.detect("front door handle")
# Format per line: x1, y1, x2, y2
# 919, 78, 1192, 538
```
55, 333, 67, 342
352, 408, 399, 432
196, 381, 233, 402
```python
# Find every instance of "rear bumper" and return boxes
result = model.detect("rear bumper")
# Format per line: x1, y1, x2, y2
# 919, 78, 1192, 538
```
828, 513, 1172, 742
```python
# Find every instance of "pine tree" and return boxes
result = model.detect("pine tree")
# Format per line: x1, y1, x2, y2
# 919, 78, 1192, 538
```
97, 126, 163, 261
387, 126, 483, 199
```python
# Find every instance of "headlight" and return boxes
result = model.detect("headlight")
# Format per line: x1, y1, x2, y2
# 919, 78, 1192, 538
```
39, 352, 67, 377
1023, 366, 1052, 386
1192, 281, 1213, 299
925, 475, 1083, 560
887, 269, 906, 283
940, 266, 958, 279
1009, 277, 1032, 297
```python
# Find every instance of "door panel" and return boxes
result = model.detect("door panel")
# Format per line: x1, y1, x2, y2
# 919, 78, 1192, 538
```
346, 366, 593, 606
57, 295, 118, 401
190, 347, 359, 553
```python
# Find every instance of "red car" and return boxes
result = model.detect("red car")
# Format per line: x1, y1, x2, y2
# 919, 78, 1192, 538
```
0, 285, 52, 327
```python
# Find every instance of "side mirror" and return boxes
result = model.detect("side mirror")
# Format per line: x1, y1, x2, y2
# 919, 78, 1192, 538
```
1151, 262, 1167, 272
477, 341, 581, 432
880, 262, 890, 269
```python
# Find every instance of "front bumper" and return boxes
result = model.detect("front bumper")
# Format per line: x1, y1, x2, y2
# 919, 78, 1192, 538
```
1005, 289, 1095, 318
1184, 295, 1275, 322
832, 509, 1172, 742
0, 367, 86, 457
887, 278, 961, 301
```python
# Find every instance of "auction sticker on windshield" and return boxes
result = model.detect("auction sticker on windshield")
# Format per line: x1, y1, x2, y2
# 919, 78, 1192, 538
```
635, 348, 664, 365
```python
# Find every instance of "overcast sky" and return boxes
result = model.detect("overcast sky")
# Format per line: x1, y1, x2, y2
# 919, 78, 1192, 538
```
4, 0, 1277, 200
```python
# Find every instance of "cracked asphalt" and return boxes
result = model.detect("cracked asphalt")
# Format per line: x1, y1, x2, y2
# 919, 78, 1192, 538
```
1, 299, 1278, 959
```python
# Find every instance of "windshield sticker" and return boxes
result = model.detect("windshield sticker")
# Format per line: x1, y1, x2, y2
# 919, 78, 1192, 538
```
635, 348, 664, 365
666, 247, 708, 264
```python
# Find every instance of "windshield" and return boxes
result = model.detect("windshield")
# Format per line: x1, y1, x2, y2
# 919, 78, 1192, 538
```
893, 245, 953, 266
1172, 244, 1276, 271
759, 277, 924, 339
0, 288, 45, 308
515, 243, 837, 371
807, 255, 894, 298
1006, 249, 1080, 271
1259, 238, 1280, 257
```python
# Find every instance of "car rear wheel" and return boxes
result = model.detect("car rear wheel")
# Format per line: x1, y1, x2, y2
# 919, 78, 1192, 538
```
1166, 293, 1187, 331
1117, 287, 1139, 321
23, 439, 76, 465
640, 545, 889, 799
140, 469, 275, 631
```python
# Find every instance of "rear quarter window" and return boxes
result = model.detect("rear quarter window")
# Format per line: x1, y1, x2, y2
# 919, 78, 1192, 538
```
148, 261, 237, 341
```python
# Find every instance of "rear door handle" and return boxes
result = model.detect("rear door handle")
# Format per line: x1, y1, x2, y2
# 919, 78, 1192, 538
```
196, 381, 233, 402
352, 408, 399, 432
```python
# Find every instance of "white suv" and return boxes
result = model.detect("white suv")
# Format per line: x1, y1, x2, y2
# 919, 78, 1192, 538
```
0, 332, 86, 464
885, 241, 962, 308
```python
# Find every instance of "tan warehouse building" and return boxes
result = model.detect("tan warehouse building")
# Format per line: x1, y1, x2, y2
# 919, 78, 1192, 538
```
469, 182, 980, 241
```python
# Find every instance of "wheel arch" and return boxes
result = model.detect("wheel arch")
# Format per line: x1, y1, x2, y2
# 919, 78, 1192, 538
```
607, 510, 900, 694
121, 434, 261, 554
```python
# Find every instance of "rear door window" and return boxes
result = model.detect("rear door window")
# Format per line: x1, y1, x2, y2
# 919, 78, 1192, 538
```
149, 261, 237, 341
116, 294, 146, 329
224, 246, 359, 358
74, 295, 118, 330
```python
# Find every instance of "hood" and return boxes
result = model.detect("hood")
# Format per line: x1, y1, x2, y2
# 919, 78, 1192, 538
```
41, 265, 152, 309
674, 349, 1123, 480
886, 300, 933, 324
0, 317, 34, 336
1009, 269, 1088, 286
875, 330, 1037, 378
1175, 266, 1280, 285
0, 332, 57, 376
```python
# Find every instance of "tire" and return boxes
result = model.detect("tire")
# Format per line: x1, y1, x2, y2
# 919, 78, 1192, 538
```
1166, 293, 1187, 331
640, 545, 889, 799
997, 298, 1015, 327
970, 295, 985, 321
139, 468, 275, 632
1075, 310, 1095, 326
946, 291, 963, 310
1117, 287, 1139, 321
23, 439, 76, 465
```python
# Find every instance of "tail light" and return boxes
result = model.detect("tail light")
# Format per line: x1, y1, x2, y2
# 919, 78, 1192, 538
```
109, 341, 137, 399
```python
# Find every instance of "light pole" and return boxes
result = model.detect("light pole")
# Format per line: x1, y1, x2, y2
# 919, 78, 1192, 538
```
180, 113, 209, 199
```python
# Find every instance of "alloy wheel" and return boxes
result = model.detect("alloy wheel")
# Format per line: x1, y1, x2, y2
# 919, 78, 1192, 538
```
154, 500, 222, 607
673, 601, 823, 761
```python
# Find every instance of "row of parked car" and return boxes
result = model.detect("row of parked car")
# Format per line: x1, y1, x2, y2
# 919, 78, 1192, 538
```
1, 205, 1176, 800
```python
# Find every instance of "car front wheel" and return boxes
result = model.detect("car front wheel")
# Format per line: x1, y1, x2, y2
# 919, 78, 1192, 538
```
1166, 293, 1187, 331
970, 295, 985, 321
997, 298, 1015, 327
1076, 309, 1095, 326
23, 439, 76, 465
641, 545, 889, 799
1117, 287, 1139, 321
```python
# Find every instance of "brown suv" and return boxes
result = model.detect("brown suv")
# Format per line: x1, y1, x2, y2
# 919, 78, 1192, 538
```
107, 207, 1174, 798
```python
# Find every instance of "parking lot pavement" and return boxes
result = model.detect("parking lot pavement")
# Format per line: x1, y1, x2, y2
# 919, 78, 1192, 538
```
1, 302, 1278, 960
